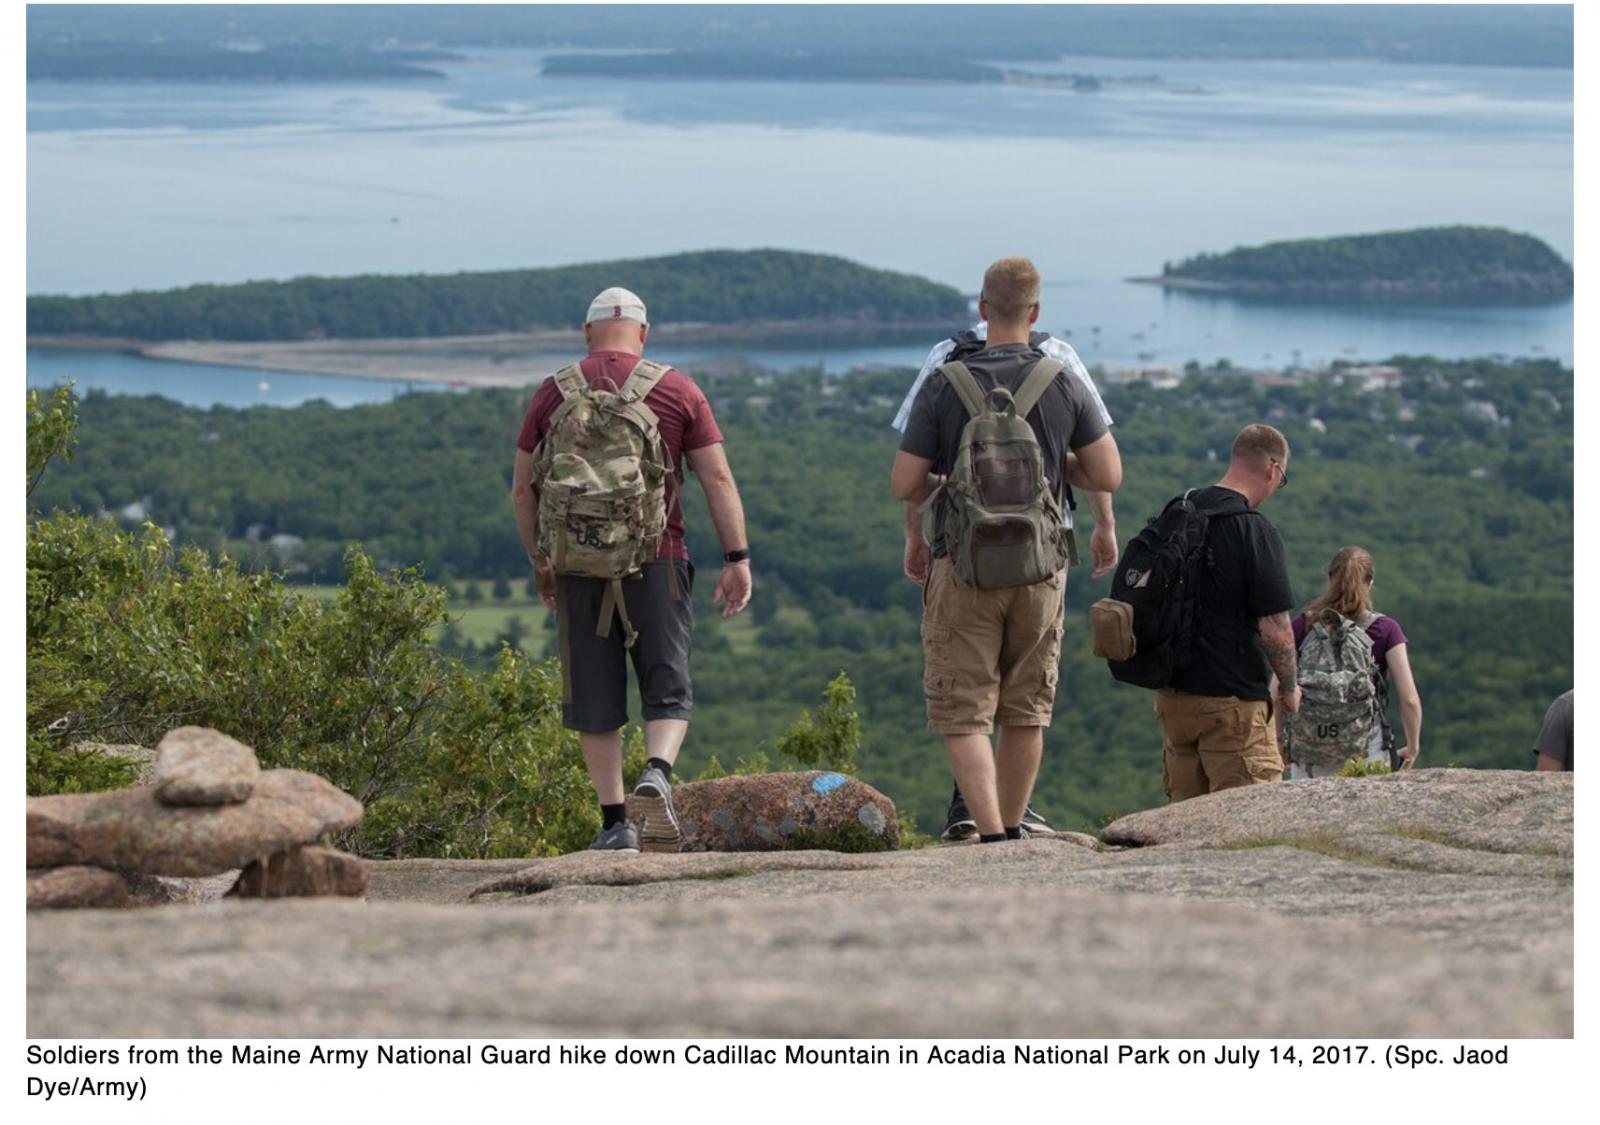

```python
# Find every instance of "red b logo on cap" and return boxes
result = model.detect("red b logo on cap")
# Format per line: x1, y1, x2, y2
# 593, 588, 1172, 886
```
613, 305, 622, 318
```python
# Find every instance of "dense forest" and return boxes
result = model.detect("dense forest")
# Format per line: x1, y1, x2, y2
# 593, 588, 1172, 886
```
32, 355, 1573, 833
1158, 227, 1573, 298
26, 250, 969, 342
27, 5, 1573, 69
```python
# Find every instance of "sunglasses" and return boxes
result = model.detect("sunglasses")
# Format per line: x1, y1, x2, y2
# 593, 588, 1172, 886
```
1269, 458, 1289, 489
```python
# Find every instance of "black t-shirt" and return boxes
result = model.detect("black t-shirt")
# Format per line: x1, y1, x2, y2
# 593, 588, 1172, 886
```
1168, 486, 1294, 702
898, 342, 1109, 556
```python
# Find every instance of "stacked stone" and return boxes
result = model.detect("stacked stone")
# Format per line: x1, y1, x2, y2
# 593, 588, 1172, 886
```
27, 727, 368, 909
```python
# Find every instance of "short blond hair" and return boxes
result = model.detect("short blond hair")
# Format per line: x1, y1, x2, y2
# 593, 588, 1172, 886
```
1230, 423, 1289, 468
981, 257, 1041, 320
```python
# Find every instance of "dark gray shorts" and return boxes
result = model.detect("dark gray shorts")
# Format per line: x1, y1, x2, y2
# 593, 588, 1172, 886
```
557, 560, 694, 732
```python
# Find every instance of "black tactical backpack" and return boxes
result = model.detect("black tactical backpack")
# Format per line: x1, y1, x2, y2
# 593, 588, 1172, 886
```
1089, 489, 1256, 689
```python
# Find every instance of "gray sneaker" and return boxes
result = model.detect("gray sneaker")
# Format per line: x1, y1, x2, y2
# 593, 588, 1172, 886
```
632, 767, 682, 854
588, 820, 640, 853
1019, 805, 1058, 838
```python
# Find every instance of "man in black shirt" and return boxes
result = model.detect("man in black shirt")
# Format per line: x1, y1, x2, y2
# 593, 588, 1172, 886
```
892, 257, 1122, 842
1156, 424, 1299, 801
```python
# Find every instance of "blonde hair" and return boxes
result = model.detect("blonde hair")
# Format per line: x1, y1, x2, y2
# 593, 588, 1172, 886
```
1304, 546, 1375, 622
1230, 423, 1289, 469
981, 257, 1041, 320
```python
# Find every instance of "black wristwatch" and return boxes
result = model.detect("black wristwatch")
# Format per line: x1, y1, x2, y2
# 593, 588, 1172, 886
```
723, 548, 751, 564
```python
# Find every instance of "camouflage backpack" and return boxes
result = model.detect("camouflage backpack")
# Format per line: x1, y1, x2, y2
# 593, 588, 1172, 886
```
531, 358, 676, 648
1288, 610, 1382, 769
930, 358, 1072, 589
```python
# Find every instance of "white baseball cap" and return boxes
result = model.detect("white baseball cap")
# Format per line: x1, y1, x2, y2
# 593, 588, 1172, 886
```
585, 286, 648, 326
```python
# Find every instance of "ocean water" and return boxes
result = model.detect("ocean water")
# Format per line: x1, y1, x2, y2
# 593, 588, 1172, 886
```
26, 49, 1572, 406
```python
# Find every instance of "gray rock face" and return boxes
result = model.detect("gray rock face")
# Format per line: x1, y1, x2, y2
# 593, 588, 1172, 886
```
27, 866, 128, 910
230, 846, 368, 898
125, 872, 240, 907
151, 726, 260, 807
27, 769, 363, 877
27, 771, 1571, 1038
1100, 769, 1573, 854
626, 771, 897, 852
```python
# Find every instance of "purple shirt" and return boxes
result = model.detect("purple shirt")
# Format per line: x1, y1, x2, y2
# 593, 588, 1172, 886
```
1293, 612, 1409, 683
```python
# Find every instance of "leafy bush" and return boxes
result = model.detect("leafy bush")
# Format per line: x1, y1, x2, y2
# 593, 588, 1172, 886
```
25, 388, 595, 855
25, 387, 871, 856
1338, 756, 1394, 778
774, 671, 861, 773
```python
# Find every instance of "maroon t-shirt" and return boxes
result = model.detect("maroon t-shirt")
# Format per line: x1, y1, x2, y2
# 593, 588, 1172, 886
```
517, 351, 724, 561
1293, 612, 1409, 684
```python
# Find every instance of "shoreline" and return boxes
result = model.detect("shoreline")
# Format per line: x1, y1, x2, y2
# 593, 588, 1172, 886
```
1125, 275, 1574, 300
28, 318, 959, 386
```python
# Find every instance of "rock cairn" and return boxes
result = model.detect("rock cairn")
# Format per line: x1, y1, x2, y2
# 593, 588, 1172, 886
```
27, 727, 368, 909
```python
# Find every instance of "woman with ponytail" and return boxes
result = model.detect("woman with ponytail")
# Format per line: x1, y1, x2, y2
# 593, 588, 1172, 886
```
1289, 547, 1423, 778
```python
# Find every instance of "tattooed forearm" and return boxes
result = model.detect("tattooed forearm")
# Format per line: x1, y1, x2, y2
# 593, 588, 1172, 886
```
1258, 611, 1297, 690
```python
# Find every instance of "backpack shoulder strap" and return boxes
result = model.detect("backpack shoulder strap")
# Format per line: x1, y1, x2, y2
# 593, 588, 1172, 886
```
552, 362, 588, 400
1011, 357, 1065, 418
939, 361, 987, 419
618, 358, 670, 401
616, 359, 668, 435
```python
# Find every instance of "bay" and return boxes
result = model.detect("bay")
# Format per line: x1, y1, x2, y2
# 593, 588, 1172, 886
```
26, 48, 1573, 408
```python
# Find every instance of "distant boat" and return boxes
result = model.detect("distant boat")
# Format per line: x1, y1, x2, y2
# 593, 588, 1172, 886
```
257, 379, 270, 393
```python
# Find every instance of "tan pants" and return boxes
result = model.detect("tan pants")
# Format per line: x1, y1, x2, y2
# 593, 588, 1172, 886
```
1155, 690, 1284, 803
921, 557, 1065, 735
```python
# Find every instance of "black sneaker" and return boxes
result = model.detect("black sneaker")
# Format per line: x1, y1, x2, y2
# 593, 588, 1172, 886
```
1018, 805, 1058, 838
941, 789, 977, 842
588, 821, 640, 853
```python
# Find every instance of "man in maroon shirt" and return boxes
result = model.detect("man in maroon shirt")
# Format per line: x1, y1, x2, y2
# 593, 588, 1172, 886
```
511, 286, 753, 853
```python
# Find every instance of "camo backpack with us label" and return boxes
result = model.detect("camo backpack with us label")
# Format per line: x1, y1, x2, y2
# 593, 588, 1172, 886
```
1288, 609, 1383, 769
531, 358, 677, 648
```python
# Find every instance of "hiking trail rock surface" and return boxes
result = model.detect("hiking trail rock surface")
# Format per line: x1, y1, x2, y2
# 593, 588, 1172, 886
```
28, 771, 1571, 1037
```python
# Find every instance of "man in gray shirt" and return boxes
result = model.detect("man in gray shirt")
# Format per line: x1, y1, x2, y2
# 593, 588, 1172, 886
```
891, 256, 1122, 843
1533, 689, 1573, 771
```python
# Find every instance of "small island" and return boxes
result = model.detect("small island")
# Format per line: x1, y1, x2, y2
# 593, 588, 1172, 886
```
1131, 226, 1573, 300
26, 249, 968, 343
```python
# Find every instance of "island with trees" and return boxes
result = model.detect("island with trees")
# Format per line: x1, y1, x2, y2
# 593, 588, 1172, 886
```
1133, 227, 1573, 300
26, 249, 970, 343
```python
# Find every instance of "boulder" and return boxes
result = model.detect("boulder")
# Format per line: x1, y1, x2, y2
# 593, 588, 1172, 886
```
27, 769, 363, 877
230, 846, 369, 899
627, 771, 897, 853
28, 866, 128, 910
1099, 768, 1572, 854
152, 726, 259, 807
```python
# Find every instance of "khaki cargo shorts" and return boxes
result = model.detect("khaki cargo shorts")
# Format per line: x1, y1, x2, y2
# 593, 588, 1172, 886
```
1154, 690, 1284, 802
921, 556, 1066, 735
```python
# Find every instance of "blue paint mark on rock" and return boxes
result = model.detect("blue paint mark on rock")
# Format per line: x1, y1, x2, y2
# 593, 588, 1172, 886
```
811, 773, 849, 796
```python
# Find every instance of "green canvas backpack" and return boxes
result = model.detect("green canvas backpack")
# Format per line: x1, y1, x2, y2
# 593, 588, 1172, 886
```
931, 357, 1073, 590
531, 358, 675, 648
